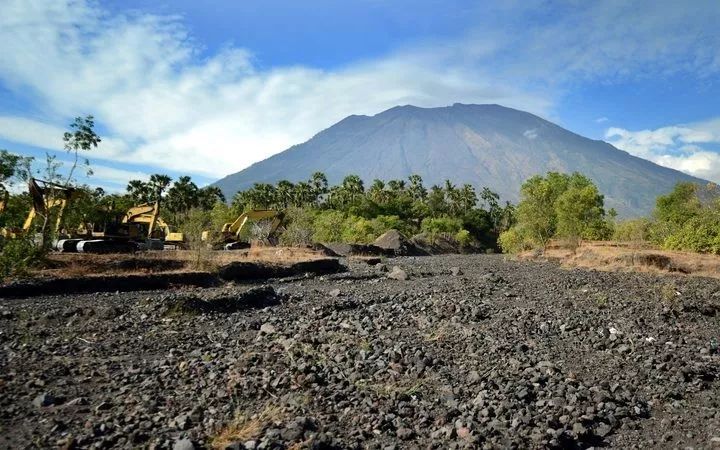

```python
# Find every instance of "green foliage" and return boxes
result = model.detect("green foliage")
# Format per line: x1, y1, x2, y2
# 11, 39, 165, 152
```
502, 172, 609, 252
555, 184, 610, 240
0, 237, 47, 281
664, 209, 720, 254
280, 207, 317, 246
643, 182, 720, 253
312, 210, 347, 243
613, 218, 652, 242
654, 182, 700, 226
454, 229, 472, 249
63, 115, 100, 183
498, 227, 533, 253
421, 216, 463, 235
0, 150, 33, 192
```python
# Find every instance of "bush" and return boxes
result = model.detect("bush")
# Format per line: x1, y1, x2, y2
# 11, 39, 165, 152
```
612, 218, 652, 242
454, 229, 472, 250
421, 217, 463, 244
279, 207, 316, 246
180, 208, 214, 270
0, 237, 47, 280
664, 210, 720, 254
498, 227, 534, 253
313, 210, 347, 243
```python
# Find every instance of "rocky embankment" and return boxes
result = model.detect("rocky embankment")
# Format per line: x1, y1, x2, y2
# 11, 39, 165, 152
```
1, 255, 719, 449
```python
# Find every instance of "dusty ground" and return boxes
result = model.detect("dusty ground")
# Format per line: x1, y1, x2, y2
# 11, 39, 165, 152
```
1, 255, 719, 449
24, 247, 327, 280
521, 240, 720, 280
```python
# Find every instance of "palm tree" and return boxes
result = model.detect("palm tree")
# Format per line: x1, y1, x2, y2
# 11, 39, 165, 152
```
309, 172, 329, 199
275, 180, 295, 208
126, 179, 150, 203
407, 174, 427, 200
166, 175, 199, 216
148, 174, 172, 201
459, 184, 477, 211
369, 179, 387, 203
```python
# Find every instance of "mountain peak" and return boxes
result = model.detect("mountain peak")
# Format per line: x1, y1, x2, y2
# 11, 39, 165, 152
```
213, 104, 703, 216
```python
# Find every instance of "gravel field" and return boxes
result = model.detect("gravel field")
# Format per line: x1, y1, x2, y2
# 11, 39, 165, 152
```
1, 254, 719, 449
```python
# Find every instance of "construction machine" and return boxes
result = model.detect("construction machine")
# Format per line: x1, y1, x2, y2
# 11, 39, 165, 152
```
1, 178, 80, 243
202, 209, 285, 250
60, 199, 186, 253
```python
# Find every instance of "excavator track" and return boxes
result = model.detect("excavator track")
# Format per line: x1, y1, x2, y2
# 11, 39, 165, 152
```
76, 239, 138, 254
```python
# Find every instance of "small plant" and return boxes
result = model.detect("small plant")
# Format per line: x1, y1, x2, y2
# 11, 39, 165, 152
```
594, 293, 609, 309
0, 237, 47, 281
211, 405, 283, 449
660, 283, 679, 303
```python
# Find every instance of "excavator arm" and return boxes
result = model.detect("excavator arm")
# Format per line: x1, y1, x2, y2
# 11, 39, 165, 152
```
225, 209, 285, 239
202, 209, 285, 249
22, 178, 79, 233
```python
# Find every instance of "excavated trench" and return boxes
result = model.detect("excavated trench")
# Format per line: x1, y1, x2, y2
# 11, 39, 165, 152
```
0, 258, 345, 299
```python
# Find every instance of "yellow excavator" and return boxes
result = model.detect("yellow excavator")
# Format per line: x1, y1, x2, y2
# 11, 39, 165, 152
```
120, 201, 185, 248
66, 199, 186, 253
202, 209, 285, 250
1, 178, 81, 242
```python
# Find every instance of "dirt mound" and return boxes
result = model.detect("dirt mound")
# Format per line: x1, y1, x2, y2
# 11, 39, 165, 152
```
373, 229, 426, 256
152, 286, 279, 315
322, 242, 393, 257
616, 253, 689, 273
217, 258, 345, 281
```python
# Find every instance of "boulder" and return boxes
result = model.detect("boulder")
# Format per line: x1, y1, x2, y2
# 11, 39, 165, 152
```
387, 266, 409, 281
373, 229, 425, 256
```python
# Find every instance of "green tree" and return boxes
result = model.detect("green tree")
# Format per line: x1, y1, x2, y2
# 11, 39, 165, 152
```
501, 172, 608, 252
0, 150, 33, 192
63, 115, 101, 184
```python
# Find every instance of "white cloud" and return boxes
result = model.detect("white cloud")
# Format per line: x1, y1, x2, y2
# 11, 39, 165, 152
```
523, 129, 538, 140
0, 0, 718, 187
595, 117, 609, 123
605, 118, 720, 182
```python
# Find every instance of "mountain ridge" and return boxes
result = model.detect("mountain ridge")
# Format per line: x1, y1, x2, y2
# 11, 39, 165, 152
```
213, 103, 705, 216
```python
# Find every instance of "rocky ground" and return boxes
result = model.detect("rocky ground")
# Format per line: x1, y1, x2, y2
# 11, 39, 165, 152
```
1, 254, 719, 449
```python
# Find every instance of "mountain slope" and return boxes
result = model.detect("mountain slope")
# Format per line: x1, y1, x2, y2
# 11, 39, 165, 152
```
213, 103, 705, 216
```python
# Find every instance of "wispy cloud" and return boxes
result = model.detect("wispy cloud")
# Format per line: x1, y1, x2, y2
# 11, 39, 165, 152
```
0, 0, 718, 186
605, 118, 720, 182
595, 117, 609, 124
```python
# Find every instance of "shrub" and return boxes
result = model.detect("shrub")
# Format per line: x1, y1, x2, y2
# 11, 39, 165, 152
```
664, 210, 720, 254
341, 216, 376, 243
421, 216, 463, 244
0, 237, 47, 280
612, 218, 652, 243
454, 229, 472, 249
498, 227, 534, 253
279, 207, 316, 246
312, 210, 347, 243
180, 208, 214, 270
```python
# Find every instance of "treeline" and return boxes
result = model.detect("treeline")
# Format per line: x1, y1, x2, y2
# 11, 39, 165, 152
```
230, 173, 515, 248
613, 182, 720, 253
499, 172, 720, 255
2, 112, 720, 259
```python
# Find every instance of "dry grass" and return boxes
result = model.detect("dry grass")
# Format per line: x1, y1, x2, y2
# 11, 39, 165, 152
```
210, 404, 284, 450
23, 245, 328, 280
519, 240, 720, 280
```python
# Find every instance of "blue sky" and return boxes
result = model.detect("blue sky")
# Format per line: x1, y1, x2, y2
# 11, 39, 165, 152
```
1, 0, 719, 192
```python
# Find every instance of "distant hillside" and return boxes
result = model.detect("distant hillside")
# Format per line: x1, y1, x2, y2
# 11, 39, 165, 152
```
213, 103, 705, 216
